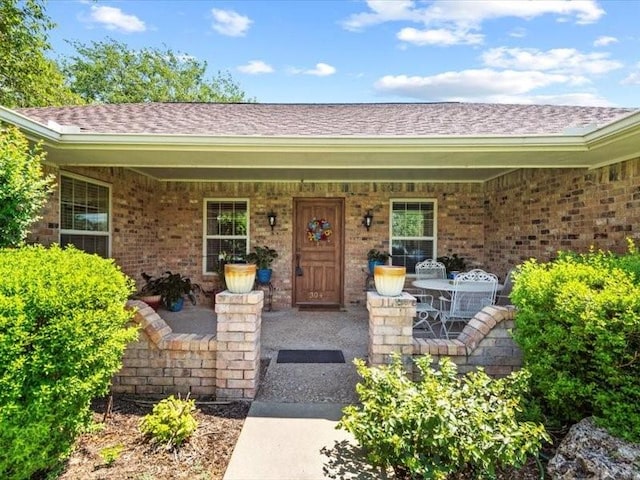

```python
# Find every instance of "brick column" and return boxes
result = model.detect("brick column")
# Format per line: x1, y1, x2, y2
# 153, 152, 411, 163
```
367, 291, 416, 371
215, 290, 263, 400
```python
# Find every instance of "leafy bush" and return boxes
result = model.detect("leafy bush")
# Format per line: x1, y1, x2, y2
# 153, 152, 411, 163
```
139, 395, 198, 449
511, 245, 640, 441
338, 355, 549, 479
0, 124, 54, 248
98, 444, 124, 467
0, 245, 137, 479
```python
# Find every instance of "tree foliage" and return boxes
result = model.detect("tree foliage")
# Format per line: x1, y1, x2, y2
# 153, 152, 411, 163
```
0, 0, 82, 107
61, 38, 252, 103
0, 124, 55, 248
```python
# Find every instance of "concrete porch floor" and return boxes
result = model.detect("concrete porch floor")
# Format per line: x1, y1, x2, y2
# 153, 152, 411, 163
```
160, 302, 369, 403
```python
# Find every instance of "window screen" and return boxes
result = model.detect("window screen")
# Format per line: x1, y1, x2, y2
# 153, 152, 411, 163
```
390, 201, 436, 274
204, 200, 248, 274
60, 175, 110, 257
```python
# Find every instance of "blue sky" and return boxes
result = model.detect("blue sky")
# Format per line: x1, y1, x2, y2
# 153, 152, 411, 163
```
44, 0, 640, 107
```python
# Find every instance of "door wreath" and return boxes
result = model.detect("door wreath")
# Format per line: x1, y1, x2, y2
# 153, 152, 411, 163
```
307, 217, 332, 242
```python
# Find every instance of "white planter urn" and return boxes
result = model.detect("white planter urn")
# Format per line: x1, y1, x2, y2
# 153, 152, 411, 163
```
224, 264, 257, 294
373, 265, 406, 296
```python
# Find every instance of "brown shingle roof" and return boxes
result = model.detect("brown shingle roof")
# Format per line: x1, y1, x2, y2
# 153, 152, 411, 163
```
16, 102, 637, 137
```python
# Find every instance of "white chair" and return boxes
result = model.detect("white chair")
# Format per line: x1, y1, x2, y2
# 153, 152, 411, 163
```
405, 288, 439, 336
437, 269, 498, 339
409, 259, 447, 336
496, 268, 515, 306
415, 259, 447, 280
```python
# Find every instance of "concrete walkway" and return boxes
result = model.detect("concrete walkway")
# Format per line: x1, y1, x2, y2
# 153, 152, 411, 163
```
223, 307, 391, 480
223, 402, 390, 480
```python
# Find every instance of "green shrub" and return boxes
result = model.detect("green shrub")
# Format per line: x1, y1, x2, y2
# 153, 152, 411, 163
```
98, 444, 124, 467
139, 395, 198, 449
511, 246, 640, 441
0, 124, 55, 248
338, 355, 549, 479
0, 245, 137, 479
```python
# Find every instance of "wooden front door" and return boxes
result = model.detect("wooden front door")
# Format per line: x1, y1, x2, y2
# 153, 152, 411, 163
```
293, 198, 344, 307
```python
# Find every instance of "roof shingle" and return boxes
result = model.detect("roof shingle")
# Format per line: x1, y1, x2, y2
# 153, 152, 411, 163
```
16, 102, 637, 137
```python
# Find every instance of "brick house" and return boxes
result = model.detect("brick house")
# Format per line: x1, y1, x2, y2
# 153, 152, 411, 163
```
2, 102, 640, 310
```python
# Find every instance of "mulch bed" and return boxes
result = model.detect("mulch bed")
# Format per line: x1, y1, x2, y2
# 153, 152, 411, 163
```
56, 394, 561, 479
57, 396, 250, 480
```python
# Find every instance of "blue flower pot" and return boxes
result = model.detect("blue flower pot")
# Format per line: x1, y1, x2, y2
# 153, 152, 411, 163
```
257, 268, 272, 284
168, 297, 184, 312
368, 260, 383, 275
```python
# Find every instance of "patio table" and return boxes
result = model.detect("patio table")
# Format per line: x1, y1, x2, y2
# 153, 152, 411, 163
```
413, 278, 504, 293
412, 277, 503, 338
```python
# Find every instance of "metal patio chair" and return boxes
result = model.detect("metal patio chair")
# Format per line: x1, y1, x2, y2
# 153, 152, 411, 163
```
495, 268, 516, 306
437, 269, 498, 339
408, 260, 447, 336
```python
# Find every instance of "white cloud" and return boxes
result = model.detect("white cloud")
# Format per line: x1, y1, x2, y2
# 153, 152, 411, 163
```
238, 60, 274, 74
374, 69, 578, 99
479, 93, 614, 107
622, 73, 640, 85
88, 5, 146, 33
342, 0, 604, 46
211, 9, 252, 37
291, 63, 337, 77
397, 27, 483, 46
374, 70, 613, 106
622, 63, 640, 85
593, 35, 618, 47
482, 47, 623, 75
341, 0, 416, 31
508, 27, 527, 38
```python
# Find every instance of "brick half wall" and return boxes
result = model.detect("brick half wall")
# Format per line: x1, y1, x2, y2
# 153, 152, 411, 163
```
413, 305, 522, 377
112, 300, 217, 397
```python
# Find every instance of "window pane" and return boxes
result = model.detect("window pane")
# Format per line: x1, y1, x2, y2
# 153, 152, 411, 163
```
392, 240, 434, 272
60, 176, 109, 232
205, 238, 248, 272
61, 234, 108, 258
206, 201, 247, 236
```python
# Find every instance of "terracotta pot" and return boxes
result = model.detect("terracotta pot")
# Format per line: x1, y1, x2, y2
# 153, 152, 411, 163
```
139, 294, 161, 311
224, 264, 257, 294
374, 265, 406, 296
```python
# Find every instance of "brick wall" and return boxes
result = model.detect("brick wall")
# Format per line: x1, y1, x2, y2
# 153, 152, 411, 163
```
29, 157, 640, 308
30, 172, 486, 307
484, 157, 640, 280
366, 294, 521, 378
413, 306, 522, 377
29, 165, 160, 287
113, 301, 217, 396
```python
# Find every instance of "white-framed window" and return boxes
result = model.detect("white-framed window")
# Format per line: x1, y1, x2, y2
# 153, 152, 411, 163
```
390, 199, 437, 275
59, 173, 111, 258
203, 199, 249, 274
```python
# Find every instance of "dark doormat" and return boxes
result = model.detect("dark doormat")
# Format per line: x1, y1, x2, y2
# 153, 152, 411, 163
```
297, 304, 342, 311
277, 349, 345, 364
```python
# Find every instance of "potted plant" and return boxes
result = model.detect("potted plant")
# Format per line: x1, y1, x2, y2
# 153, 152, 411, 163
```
246, 245, 278, 283
134, 272, 163, 310
139, 271, 201, 312
367, 248, 390, 274
437, 254, 467, 278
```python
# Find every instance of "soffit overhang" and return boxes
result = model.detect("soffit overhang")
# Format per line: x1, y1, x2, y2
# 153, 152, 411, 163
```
3, 106, 639, 183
